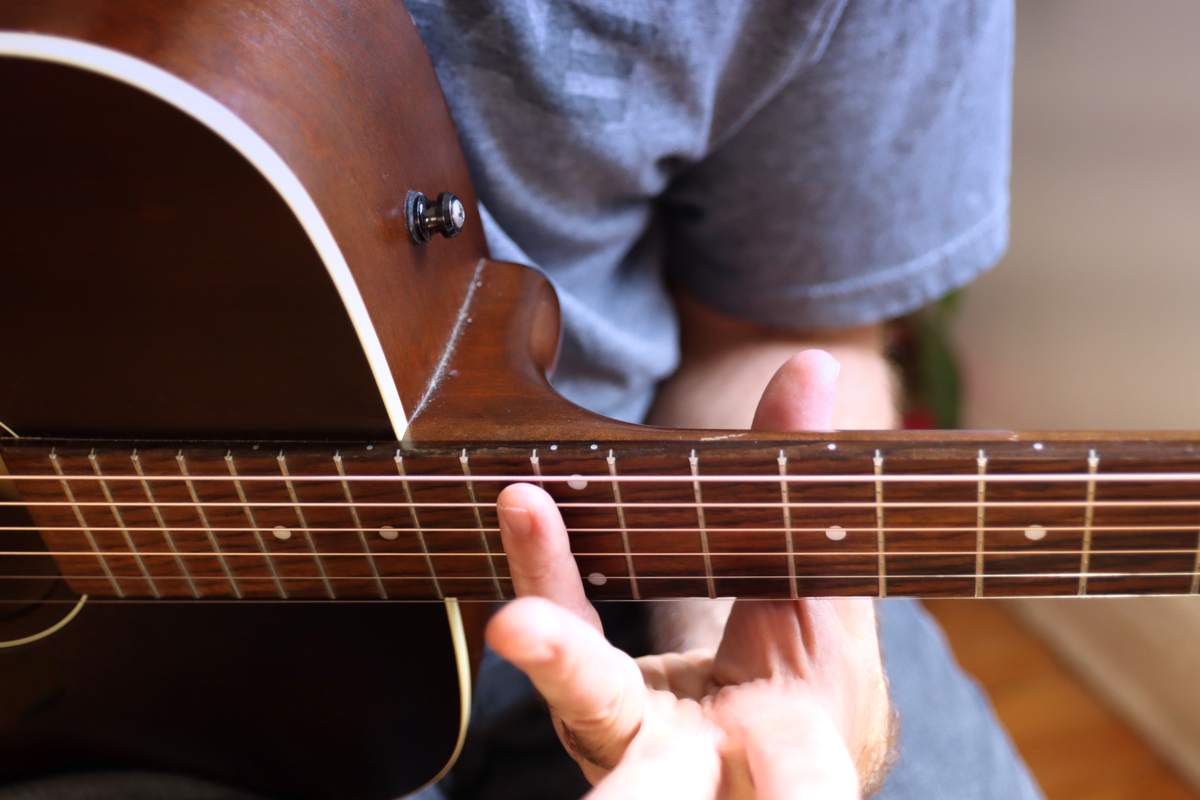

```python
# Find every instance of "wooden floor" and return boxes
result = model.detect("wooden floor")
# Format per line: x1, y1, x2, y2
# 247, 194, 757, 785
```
926, 601, 1196, 800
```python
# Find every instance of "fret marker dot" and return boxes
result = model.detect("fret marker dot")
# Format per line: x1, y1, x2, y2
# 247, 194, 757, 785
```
1033, 442, 1044, 451
272, 525, 292, 541
549, 444, 558, 451
1024, 525, 1047, 541
825, 525, 847, 542
590, 444, 599, 451
827, 443, 837, 451
379, 525, 399, 541
567, 474, 588, 490
587, 572, 608, 586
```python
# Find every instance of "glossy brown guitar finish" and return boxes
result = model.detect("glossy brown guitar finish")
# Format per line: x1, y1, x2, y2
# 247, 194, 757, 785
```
0, 1, 482, 797
2, 2, 1200, 799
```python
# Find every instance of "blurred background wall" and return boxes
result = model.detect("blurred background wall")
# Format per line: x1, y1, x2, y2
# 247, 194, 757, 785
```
954, 0, 1200, 789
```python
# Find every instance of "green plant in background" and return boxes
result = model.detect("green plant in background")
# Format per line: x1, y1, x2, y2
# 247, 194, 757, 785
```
890, 290, 964, 430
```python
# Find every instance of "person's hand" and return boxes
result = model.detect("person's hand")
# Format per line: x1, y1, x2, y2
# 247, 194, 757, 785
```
486, 351, 895, 799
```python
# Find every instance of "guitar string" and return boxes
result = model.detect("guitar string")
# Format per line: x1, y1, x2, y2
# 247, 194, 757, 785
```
1, 471, 1199, 484
9, 464, 1198, 562
3, 523, 1197, 534
6, 593, 1189, 605
1, 498, 1198, 510
0, 569, 1195, 584
7, 568, 1200, 582
3, 547, 1199, 558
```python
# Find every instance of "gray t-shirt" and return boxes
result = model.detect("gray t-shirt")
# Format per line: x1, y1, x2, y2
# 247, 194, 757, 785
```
409, 0, 1012, 423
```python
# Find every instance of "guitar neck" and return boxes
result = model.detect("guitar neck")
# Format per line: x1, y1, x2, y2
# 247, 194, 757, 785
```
3, 431, 1199, 602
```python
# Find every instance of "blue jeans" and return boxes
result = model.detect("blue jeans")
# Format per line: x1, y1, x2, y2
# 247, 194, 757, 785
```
417, 599, 1042, 800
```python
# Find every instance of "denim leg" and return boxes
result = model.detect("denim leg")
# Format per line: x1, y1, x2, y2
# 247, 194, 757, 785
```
875, 599, 1043, 799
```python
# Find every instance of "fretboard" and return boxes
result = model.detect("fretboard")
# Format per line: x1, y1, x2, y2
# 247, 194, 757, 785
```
3, 433, 1199, 602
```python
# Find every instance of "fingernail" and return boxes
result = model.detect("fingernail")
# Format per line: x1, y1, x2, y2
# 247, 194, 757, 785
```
799, 349, 841, 382
498, 504, 532, 537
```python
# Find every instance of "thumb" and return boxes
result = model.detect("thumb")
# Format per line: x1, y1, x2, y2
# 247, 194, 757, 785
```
717, 349, 848, 681
751, 350, 840, 432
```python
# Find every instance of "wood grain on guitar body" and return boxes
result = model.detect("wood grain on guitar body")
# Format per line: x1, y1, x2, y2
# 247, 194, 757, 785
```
0, 2, 1197, 798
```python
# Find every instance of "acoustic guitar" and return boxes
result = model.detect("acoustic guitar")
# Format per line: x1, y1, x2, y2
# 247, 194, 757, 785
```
1, 2, 1197, 798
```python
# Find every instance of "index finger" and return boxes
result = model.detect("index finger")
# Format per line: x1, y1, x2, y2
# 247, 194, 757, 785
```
498, 482, 599, 629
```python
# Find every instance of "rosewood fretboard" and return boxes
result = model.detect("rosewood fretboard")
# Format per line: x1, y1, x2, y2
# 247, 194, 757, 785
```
3, 433, 1199, 601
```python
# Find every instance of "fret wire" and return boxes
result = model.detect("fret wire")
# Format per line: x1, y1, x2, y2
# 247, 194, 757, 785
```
132, 451, 197, 599
1178, 449, 1200, 589
1193, 533, 1200, 595
49, 450, 122, 598
4, 470, 1200, 484
975, 451, 987, 598
176, 452, 241, 599
277, 453, 336, 599
460, 450, 505, 601
874, 450, 886, 598
224, 452, 287, 599
333, 452, 387, 600
88, 451, 159, 598
530, 449, 544, 488
607, 450, 640, 600
688, 450, 716, 599
777, 451, 797, 600
1079, 450, 1100, 596
395, 453, 443, 600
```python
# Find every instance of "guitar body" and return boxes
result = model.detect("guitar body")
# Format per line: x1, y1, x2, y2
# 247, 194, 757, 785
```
0, 1, 497, 796
0, 603, 466, 799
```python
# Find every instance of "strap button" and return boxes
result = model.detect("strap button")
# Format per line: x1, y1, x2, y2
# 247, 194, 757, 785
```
407, 190, 467, 243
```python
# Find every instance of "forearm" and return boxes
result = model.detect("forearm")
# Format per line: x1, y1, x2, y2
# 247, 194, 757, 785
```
646, 294, 898, 652
647, 294, 897, 432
